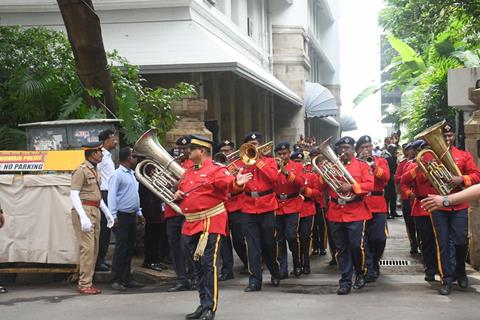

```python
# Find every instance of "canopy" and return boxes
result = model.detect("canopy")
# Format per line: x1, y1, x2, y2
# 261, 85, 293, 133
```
340, 114, 358, 132
304, 82, 338, 118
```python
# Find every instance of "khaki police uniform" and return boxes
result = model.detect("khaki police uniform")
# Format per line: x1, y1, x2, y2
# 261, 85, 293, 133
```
71, 160, 102, 288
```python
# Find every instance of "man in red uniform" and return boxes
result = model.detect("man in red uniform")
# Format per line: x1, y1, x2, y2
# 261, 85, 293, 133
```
217, 140, 248, 281
293, 152, 317, 275
318, 136, 374, 295
241, 132, 282, 292
274, 142, 305, 278
395, 142, 418, 254
400, 140, 438, 283
175, 135, 252, 320
425, 122, 480, 294
164, 136, 195, 292
356, 135, 390, 282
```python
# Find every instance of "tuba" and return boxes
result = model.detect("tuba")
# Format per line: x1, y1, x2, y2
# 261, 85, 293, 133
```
414, 120, 462, 196
134, 129, 185, 214
311, 137, 358, 201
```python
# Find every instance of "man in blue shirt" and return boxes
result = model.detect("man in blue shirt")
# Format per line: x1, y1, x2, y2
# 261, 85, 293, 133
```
109, 147, 145, 290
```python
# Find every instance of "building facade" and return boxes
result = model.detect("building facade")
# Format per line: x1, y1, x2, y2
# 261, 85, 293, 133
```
0, 0, 341, 146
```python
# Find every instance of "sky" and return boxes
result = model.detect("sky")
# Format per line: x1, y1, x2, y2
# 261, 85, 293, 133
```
339, 0, 387, 145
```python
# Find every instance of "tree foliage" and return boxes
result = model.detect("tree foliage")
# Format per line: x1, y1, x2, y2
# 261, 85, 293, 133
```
0, 26, 195, 148
355, 1, 480, 140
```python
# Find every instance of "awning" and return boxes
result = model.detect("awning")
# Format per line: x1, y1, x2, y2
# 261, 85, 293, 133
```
340, 114, 358, 132
100, 20, 302, 106
304, 82, 338, 118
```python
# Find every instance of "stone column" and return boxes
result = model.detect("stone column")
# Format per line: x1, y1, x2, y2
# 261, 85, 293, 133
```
272, 25, 309, 144
165, 98, 212, 149
464, 87, 480, 268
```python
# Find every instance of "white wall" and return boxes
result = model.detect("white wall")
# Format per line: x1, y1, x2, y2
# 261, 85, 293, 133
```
269, 0, 308, 27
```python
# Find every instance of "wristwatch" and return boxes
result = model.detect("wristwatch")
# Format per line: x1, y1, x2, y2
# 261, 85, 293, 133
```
442, 196, 451, 207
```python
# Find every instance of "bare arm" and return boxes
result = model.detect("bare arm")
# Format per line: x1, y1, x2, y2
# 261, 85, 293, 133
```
421, 184, 480, 211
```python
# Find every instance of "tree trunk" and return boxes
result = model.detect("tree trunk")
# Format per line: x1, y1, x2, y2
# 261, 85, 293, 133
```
57, 0, 117, 116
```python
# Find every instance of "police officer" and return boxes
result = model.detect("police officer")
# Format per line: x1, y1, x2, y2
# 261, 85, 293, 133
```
423, 123, 480, 294
241, 132, 282, 292
217, 140, 248, 281
318, 137, 374, 295
274, 142, 304, 278
400, 140, 438, 284
164, 136, 195, 292
356, 135, 390, 282
175, 135, 252, 320
70, 142, 115, 295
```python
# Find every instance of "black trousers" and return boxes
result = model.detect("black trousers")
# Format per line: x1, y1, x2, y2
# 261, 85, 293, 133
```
182, 233, 222, 312
414, 216, 437, 277
96, 191, 111, 267
299, 216, 314, 270
243, 212, 280, 287
276, 213, 301, 274
384, 183, 397, 217
402, 200, 418, 251
365, 213, 387, 276
166, 216, 189, 285
329, 220, 367, 288
312, 205, 328, 252
143, 222, 167, 265
111, 213, 137, 284
325, 214, 337, 258
430, 209, 469, 284
220, 211, 247, 275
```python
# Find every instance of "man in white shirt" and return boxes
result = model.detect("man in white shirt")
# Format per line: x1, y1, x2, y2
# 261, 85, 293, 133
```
96, 129, 117, 272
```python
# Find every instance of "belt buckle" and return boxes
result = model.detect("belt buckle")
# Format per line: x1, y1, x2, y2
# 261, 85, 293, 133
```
279, 194, 287, 200
338, 199, 346, 205
251, 191, 260, 198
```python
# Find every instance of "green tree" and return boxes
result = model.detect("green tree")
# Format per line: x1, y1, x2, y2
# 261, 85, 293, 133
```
0, 26, 195, 148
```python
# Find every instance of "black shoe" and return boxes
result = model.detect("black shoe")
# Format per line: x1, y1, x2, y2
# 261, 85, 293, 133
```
410, 247, 419, 255
293, 267, 303, 278
439, 282, 451, 295
457, 275, 469, 289
142, 263, 162, 272
190, 280, 198, 291
337, 286, 351, 295
365, 274, 376, 283
167, 283, 190, 292
353, 274, 366, 289
311, 249, 319, 256
424, 275, 435, 282
387, 215, 393, 220
200, 308, 215, 320
124, 280, 144, 288
95, 263, 110, 272
103, 261, 112, 268
328, 259, 337, 266
244, 284, 261, 292
303, 267, 311, 275
279, 272, 289, 280
185, 305, 203, 320
319, 250, 327, 256
111, 282, 127, 291
218, 273, 234, 282
271, 276, 280, 287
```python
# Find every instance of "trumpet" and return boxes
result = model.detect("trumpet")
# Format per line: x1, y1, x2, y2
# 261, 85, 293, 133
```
311, 137, 358, 201
275, 157, 287, 173
414, 120, 462, 196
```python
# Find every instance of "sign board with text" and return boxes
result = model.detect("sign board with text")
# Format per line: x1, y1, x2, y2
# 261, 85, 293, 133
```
0, 150, 85, 172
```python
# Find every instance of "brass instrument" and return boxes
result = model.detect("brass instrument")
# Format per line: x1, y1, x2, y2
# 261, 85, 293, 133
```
275, 157, 287, 173
414, 120, 462, 196
134, 129, 185, 214
213, 141, 273, 168
311, 137, 358, 201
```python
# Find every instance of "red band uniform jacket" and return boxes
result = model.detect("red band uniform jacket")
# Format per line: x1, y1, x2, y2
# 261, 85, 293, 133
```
365, 156, 390, 214
319, 157, 374, 222
164, 159, 195, 219
274, 160, 305, 215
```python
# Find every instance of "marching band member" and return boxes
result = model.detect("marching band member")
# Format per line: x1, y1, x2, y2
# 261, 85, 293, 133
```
395, 143, 419, 254
241, 132, 282, 292
356, 135, 390, 282
317, 137, 374, 295
400, 140, 438, 284
175, 135, 252, 320
274, 142, 305, 278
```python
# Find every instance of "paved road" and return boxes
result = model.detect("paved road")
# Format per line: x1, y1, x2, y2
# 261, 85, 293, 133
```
1, 218, 480, 320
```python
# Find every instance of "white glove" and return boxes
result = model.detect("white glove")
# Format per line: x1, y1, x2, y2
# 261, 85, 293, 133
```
100, 200, 115, 228
70, 190, 92, 233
